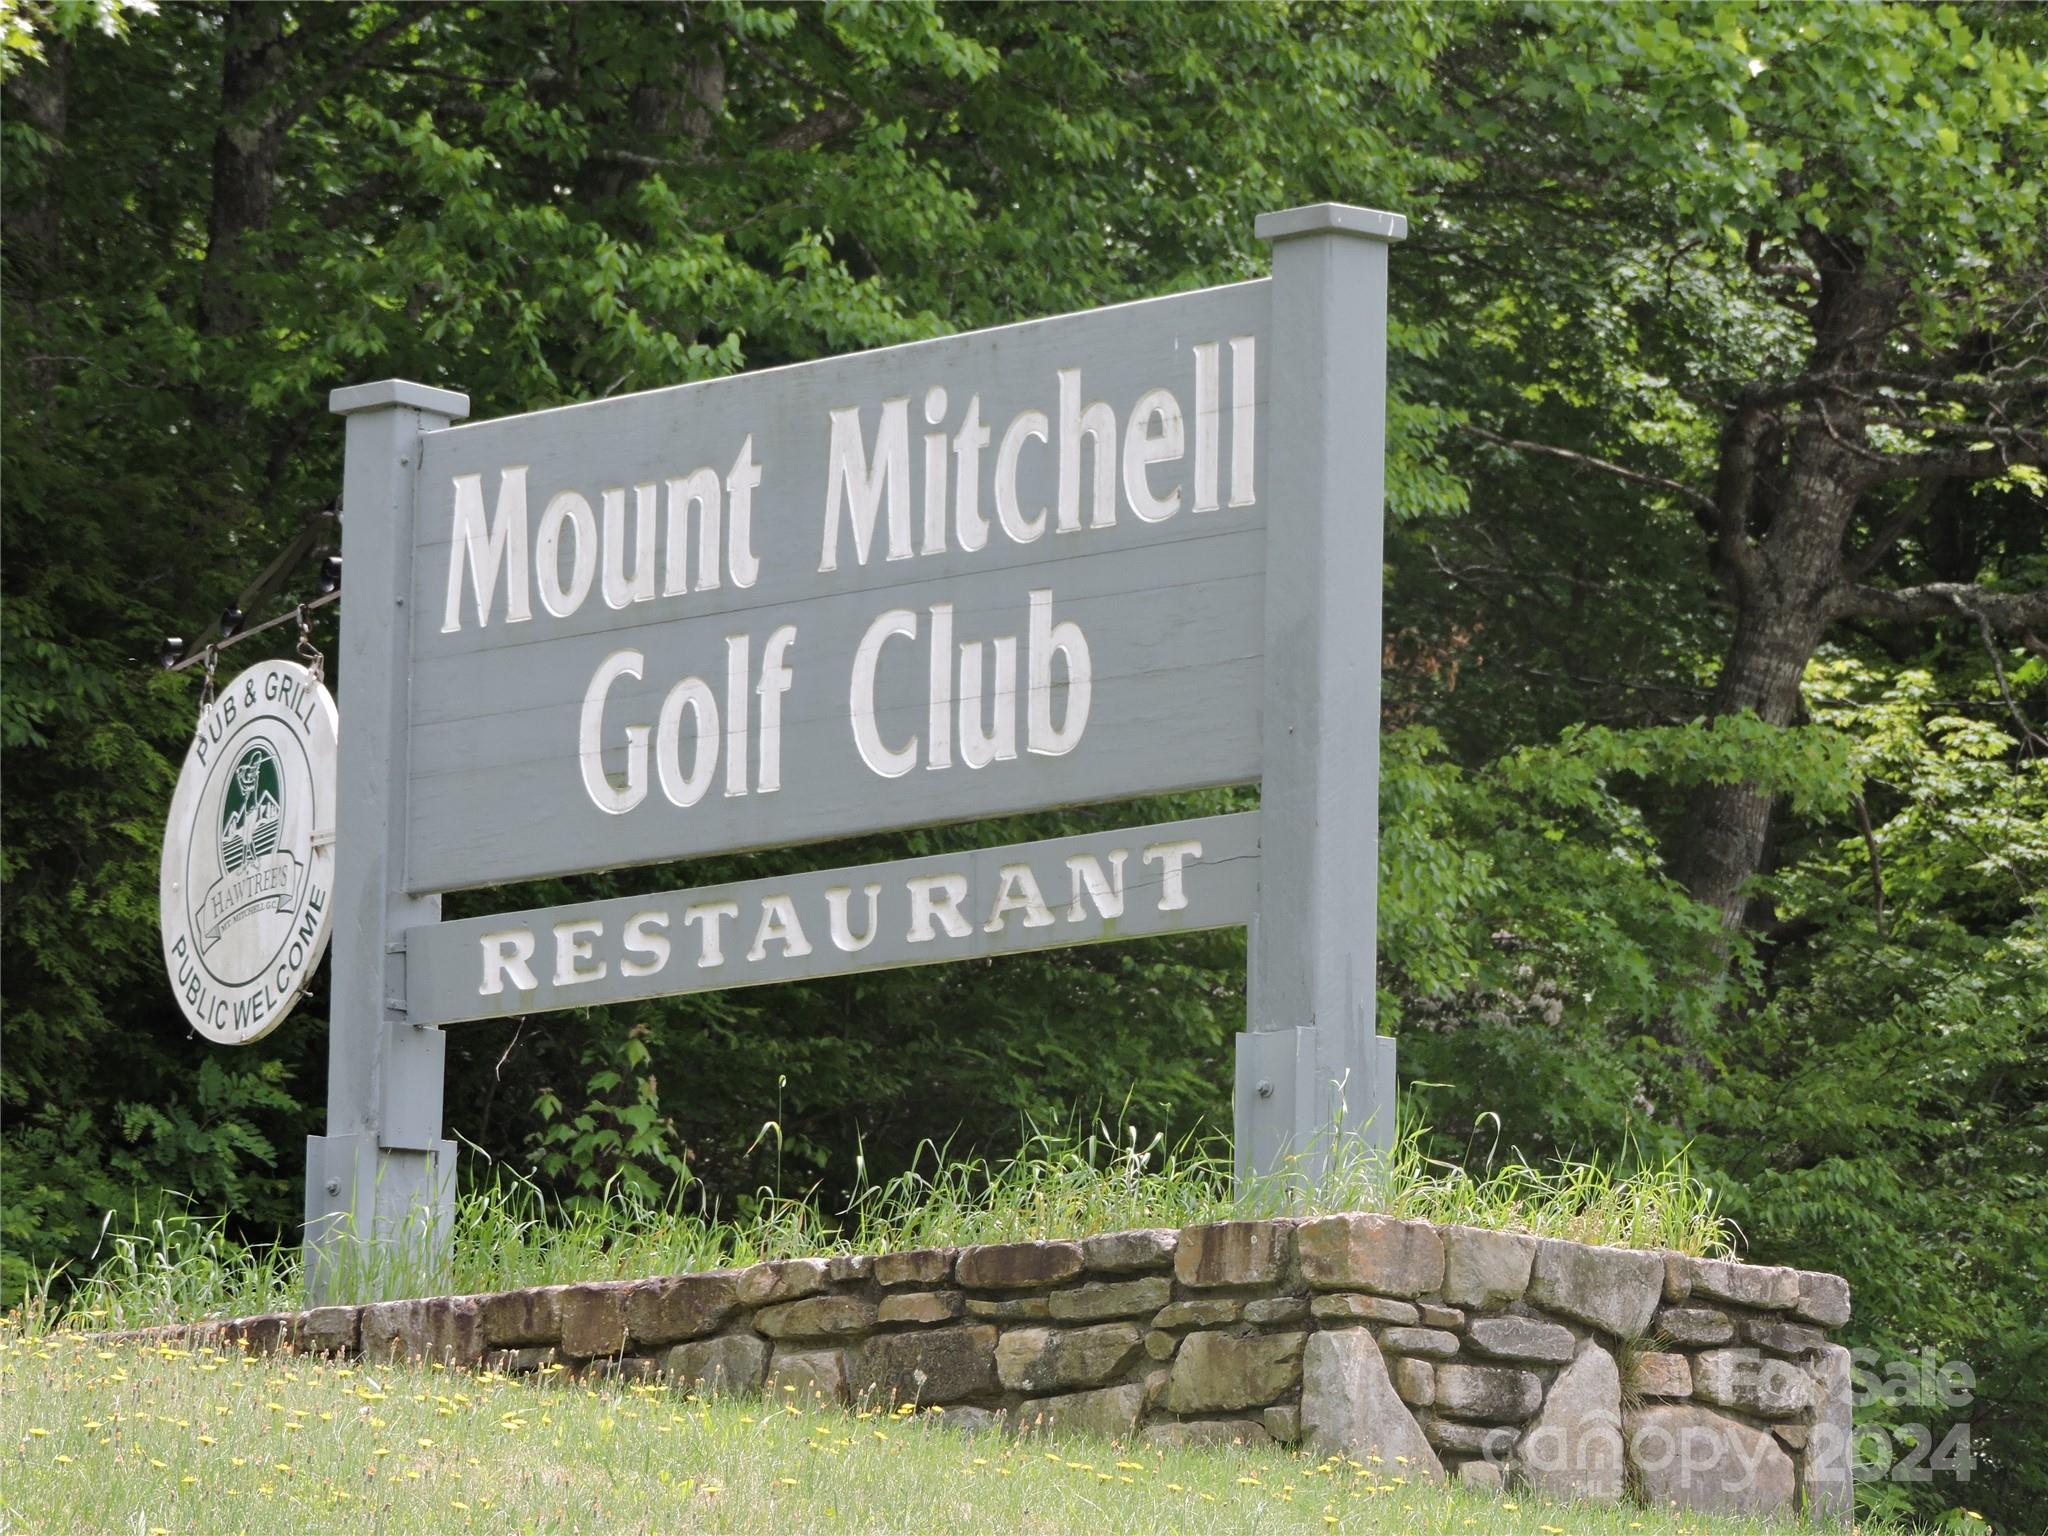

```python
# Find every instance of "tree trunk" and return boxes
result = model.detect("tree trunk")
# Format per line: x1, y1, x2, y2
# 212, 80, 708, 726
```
1667, 244, 1905, 930
1670, 595, 1831, 928
199, 3, 290, 339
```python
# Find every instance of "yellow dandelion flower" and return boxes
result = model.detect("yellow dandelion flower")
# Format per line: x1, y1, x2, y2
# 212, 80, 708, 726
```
778, 1477, 799, 1486
55, 1455, 74, 1466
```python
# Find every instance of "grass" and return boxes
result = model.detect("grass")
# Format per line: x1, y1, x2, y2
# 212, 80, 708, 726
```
32, 1117, 1734, 1334
0, 1327, 1907, 1536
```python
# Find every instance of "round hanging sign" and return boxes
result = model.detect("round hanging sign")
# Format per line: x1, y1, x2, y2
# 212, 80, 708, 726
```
160, 659, 338, 1045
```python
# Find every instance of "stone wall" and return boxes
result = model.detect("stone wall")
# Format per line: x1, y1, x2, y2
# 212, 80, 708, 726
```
129, 1215, 1853, 1524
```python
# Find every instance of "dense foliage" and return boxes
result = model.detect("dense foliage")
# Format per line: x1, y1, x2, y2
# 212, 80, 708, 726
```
3, 2, 2042, 1523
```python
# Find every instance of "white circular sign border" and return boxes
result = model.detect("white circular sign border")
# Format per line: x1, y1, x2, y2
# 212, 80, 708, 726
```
159, 659, 338, 1045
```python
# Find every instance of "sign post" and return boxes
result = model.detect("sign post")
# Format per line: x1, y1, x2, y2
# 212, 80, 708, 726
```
307, 380, 468, 1301
1238, 205, 1406, 1186
290, 206, 1403, 1294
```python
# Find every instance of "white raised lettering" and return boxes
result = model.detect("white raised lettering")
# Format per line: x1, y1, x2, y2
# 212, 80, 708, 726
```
926, 602, 953, 771
1193, 342, 1220, 512
580, 650, 648, 814
827, 884, 882, 952
479, 929, 538, 995
1229, 335, 1256, 506
906, 874, 972, 942
655, 675, 717, 807
601, 483, 658, 609
922, 386, 949, 555
1123, 387, 1185, 523
552, 919, 607, 986
994, 409, 1049, 543
1065, 850, 1127, 922
723, 634, 749, 799
1142, 838, 1203, 911
983, 864, 1055, 933
443, 467, 532, 633
1057, 367, 1116, 532
1027, 589, 1090, 756
663, 467, 720, 596
683, 900, 740, 968
851, 608, 918, 777
536, 490, 597, 617
725, 434, 762, 588
747, 894, 813, 962
822, 399, 912, 571
755, 624, 796, 794
621, 910, 671, 977
953, 394, 991, 552
958, 637, 1018, 769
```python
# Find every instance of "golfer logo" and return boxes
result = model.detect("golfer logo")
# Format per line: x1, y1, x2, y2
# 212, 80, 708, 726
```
221, 743, 284, 871
196, 737, 305, 956
160, 659, 338, 1045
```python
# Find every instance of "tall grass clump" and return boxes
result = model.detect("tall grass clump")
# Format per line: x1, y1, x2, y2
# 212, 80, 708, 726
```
30, 1104, 1731, 1333
30, 1205, 305, 1335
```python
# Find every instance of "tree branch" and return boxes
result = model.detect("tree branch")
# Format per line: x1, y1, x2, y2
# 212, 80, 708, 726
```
277, 6, 432, 139
1738, 366, 2048, 411
1459, 426, 1716, 514
1707, 407, 1769, 604
1829, 582, 2048, 630
1970, 610, 2048, 757
1844, 478, 1943, 583
768, 102, 864, 152
1852, 441, 2044, 488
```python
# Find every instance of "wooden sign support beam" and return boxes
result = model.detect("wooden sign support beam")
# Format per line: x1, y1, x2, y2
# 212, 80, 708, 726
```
307, 380, 468, 1302
1238, 204, 1406, 1188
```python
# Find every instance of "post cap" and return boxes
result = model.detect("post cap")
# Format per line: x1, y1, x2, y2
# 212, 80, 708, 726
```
1255, 204, 1408, 245
329, 379, 471, 419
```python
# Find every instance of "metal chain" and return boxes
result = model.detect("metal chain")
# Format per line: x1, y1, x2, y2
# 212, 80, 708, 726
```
296, 603, 326, 684
200, 645, 219, 711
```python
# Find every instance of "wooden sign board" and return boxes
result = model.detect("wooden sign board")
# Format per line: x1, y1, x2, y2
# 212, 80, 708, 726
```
408, 283, 1268, 891
409, 814, 1258, 1026
304, 204, 1405, 1299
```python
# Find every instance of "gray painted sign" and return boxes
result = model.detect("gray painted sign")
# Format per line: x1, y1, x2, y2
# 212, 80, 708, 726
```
303, 204, 1405, 1300
409, 282, 1268, 891
409, 813, 1257, 1026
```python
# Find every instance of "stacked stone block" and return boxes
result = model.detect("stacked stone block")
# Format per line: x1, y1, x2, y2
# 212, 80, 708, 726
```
113, 1216, 1851, 1524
